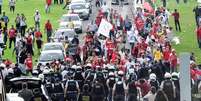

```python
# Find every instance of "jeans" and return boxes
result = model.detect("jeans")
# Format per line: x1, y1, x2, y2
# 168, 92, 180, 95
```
9, 37, 16, 48
35, 21, 40, 30
47, 30, 52, 42
174, 20, 181, 32
198, 39, 201, 49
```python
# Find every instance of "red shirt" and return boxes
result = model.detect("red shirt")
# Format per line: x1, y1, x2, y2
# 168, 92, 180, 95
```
172, 12, 180, 21
25, 57, 33, 70
35, 31, 42, 39
45, 22, 52, 31
170, 53, 177, 68
26, 36, 32, 45
197, 27, 201, 39
46, 0, 52, 5
163, 50, 171, 61
9, 28, 16, 38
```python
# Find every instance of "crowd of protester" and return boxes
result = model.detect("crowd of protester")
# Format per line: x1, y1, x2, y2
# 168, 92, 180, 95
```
0, 0, 200, 101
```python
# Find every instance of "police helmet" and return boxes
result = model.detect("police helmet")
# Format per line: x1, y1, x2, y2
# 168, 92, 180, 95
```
171, 72, 179, 80
149, 73, 157, 80
164, 72, 171, 79
118, 70, 124, 76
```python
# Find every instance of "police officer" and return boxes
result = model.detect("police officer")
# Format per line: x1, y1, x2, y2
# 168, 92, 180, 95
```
106, 72, 116, 101
74, 66, 84, 92
91, 80, 105, 101
127, 79, 138, 101
171, 72, 180, 101
160, 72, 176, 101
148, 73, 160, 90
112, 77, 127, 101
64, 76, 80, 101
51, 79, 64, 101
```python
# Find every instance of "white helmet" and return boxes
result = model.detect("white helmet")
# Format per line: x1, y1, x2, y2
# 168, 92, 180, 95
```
43, 69, 50, 74
149, 73, 156, 80
171, 72, 179, 80
71, 65, 77, 69
164, 72, 171, 79
118, 70, 124, 75
109, 72, 115, 76
0, 63, 5, 68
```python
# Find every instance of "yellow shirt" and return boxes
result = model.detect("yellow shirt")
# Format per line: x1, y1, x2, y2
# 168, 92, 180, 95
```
154, 50, 162, 61
0, 21, 5, 30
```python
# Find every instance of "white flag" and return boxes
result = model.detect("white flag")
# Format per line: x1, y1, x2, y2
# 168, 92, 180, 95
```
97, 19, 113, 38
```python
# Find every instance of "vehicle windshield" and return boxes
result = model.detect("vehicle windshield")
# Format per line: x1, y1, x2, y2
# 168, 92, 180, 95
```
43, 45, 63, 51
61, 15, 79, 22
39, 52, 64, 61
54, 30, 75, 39
71, 4, 85, 10
71, 0, 86, 3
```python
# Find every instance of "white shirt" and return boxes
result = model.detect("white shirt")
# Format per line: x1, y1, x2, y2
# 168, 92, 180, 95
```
127, 31, 136, 43
9, 0, 15, 6
34, 13, 41, 22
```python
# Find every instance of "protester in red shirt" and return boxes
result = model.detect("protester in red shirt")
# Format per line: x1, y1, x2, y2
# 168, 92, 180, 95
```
8, 25, 16, 49
172, 9, 181, 32
136, 79, 151, 97
45, 0, 52, 13
196, 26, 201, 49
24, 54, 33, 75
35, 29, 43, 54
45, 20, 52, 42
169, 49, 177, 73
26, 33, 34, 55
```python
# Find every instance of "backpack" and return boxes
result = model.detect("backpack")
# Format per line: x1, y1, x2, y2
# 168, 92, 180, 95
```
96, 71, 105, 81
67, 80, 77, 92
92, 83, 104, 95
162, 80, 174, 100
115, 82, 125, 95
150, 79, 159, 90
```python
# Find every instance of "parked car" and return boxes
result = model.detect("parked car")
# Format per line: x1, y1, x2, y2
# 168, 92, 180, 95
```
59, 14, 82, 33
53, 28, 76, 42
68, 3, 90, 20
38, 50, 65, 65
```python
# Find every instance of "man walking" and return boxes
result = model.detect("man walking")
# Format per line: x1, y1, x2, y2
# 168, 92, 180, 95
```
2, 12, 9, 28
45, 20, 52, 42
34, 10, 41, 29
8, 25, 16, 49
9, 0, 15, 13
196, 25, 201, 49
46, 0, 52, 13
172, 9, 181, 32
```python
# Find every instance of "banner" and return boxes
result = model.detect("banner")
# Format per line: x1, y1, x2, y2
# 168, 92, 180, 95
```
97, 19, 113, 38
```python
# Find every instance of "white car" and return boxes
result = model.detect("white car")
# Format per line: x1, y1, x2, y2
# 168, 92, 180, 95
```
59, 14, 82, 33
70, 0, 92, 13
53, 28, 76, 42
38, 50, 65, 65
42, 42, 65, 52
68, 3, 90, 20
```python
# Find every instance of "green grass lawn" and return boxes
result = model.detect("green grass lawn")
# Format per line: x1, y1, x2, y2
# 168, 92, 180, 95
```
2, 0, 66, 62
156, 0, 201, 64
2, 0, 201, 64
